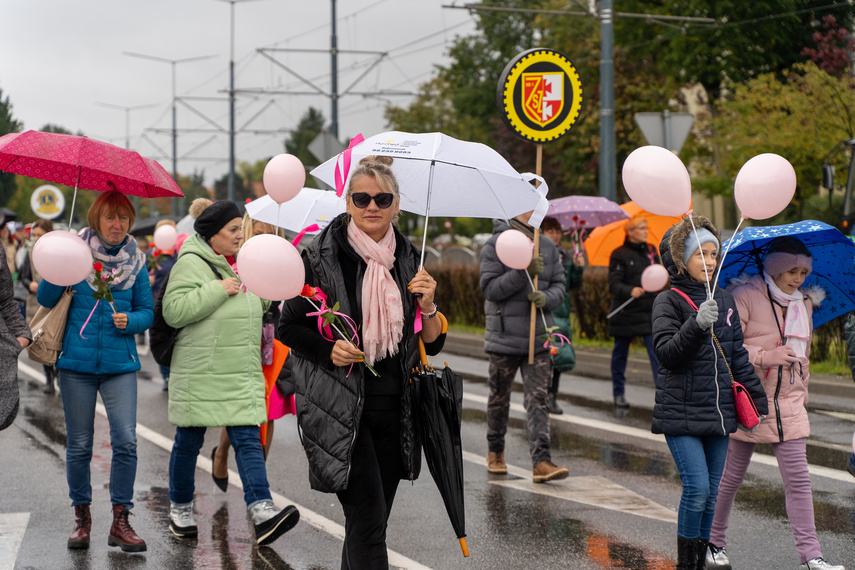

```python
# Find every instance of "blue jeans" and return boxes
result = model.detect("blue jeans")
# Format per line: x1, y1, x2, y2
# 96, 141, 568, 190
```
665, 434, 729, 539
169, 425, 271, 508
610, 335, 659, 396
58, 370, 138, 508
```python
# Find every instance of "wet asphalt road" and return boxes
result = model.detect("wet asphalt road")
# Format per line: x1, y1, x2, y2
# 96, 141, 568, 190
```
2, 344, 854, 570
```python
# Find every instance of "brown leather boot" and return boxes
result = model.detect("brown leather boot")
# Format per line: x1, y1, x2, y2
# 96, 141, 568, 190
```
486, 451, 507, 474
107, 505, 147, 552
67, 504, 91, 549
533, 460, 569, 483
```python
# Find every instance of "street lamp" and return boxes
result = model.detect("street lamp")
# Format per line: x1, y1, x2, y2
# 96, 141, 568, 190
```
95, 101, 159, 212
123, 51, 217, 216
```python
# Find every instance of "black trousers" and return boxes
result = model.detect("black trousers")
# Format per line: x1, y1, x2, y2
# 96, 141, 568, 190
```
336, 404, 403, 570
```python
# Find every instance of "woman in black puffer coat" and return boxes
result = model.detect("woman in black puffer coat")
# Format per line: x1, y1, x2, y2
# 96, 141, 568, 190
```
651, 214, 767, 569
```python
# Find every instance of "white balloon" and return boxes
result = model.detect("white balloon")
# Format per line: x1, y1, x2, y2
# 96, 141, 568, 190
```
32, 231, 93, 286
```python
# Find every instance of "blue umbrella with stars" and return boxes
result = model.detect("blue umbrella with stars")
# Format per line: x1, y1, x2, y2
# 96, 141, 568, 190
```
717, 220, 855, 328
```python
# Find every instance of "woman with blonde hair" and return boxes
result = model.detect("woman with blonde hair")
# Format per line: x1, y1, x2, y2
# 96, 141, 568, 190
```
279, 156, 445, 569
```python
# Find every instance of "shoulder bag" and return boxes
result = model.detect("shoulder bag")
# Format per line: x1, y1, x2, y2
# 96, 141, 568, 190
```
28, 287, 75, 366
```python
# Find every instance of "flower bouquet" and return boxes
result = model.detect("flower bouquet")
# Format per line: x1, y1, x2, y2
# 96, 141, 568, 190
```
565, 216, 588, 255
300, 284, 379, 377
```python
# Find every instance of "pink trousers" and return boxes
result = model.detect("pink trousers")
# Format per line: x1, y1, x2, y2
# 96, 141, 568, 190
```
709, 438, 822, 565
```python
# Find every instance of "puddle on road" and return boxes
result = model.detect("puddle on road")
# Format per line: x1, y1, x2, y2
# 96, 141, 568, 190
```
463, 408, 855, 539
480, 485, 673, 568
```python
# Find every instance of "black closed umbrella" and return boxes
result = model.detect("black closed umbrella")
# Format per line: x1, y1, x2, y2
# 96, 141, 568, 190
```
410, 314, 468, 556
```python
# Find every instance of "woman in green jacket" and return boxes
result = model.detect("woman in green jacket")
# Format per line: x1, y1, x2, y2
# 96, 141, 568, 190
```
162, 199, 299, 546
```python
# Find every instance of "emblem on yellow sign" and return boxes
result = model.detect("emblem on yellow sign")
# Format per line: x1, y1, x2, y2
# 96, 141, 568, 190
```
498, 48, 583, 143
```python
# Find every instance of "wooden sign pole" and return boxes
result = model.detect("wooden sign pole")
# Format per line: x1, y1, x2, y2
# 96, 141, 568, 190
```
528, 143, 543, 364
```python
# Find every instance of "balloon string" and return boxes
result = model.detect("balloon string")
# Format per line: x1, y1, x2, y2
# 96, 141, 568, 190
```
711, 215, 746, 295
80, 300, 98, 339
686, 211, 712, 301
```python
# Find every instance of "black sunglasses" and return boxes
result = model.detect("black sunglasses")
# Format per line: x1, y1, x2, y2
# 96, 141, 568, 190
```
351, 192, 394, 209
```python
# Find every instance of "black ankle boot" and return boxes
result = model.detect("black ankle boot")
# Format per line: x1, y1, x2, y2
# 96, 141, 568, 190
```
676, 535, 698, 570
696, 538, 709, 570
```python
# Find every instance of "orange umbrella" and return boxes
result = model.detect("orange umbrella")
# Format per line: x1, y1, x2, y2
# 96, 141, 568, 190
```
583, 201, 685, 267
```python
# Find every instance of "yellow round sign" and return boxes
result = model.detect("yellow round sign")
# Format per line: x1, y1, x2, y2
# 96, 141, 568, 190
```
497, 48, 583, 143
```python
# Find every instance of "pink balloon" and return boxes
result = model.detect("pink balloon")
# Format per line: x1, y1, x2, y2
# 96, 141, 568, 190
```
32, 231, 94, 286
263, 154, 306, 204
495, 229, 534, 270
622, 146, 692, 217
153, 224, 177, 250
734, 153, 796, 220
641, 264, 669, 292
236, 234, 305, 301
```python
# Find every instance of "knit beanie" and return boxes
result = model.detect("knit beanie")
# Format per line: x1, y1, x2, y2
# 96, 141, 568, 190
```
194, 200, 241, 241
682, 228, 719, 265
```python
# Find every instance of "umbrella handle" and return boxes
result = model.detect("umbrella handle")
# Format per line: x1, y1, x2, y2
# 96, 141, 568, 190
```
417, 311, 448, 367
459, 537, 469, 557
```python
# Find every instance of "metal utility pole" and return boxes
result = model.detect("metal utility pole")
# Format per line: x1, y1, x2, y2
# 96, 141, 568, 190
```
229, 0, 237, 203
331, 0, 339, 139
599, 0, 616, 202
123, 51, 217, 216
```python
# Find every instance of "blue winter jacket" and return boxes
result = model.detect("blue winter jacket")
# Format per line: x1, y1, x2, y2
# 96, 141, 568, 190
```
37, 248, 153, 375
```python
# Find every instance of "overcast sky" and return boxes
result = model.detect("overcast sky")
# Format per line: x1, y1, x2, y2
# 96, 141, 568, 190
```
1, 0, 478, 187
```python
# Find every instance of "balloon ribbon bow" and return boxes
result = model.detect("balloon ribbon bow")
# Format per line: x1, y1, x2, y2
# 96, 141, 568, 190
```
300, 284, 379, 377
334, 134, 365, 197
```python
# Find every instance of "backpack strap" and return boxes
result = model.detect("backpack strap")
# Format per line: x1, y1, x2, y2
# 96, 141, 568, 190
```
182, 251, 224, 280
670, 287, 699, 312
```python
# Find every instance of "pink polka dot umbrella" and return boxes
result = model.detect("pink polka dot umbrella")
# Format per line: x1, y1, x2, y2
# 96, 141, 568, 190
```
0, 130, 183, 224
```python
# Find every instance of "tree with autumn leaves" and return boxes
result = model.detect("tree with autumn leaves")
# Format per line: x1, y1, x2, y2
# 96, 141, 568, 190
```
385, 0, 855, 229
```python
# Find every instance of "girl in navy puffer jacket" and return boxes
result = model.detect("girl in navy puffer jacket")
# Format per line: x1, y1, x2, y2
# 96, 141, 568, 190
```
651, 214, 767, 570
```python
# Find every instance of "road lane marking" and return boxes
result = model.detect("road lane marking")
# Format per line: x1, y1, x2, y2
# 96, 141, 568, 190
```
17, 362, 432, 570
463, 451, 677, 523
463, 392, 855, 483
0, 512, 29, 570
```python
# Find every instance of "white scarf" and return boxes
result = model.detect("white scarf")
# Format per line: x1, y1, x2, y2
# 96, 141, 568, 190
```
763, 272, 810, 357
346, 220, 404, 366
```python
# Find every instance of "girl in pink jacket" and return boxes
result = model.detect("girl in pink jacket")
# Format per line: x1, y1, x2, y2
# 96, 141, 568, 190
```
706, 236, 844, 570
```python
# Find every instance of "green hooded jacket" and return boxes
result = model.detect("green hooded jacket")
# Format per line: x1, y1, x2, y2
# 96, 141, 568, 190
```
162, 233, 268, 427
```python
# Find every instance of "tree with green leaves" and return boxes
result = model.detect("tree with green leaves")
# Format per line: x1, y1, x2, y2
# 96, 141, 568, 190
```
711, 62, 855, 225
0, 87, 22, 207
284, 107, 325, 172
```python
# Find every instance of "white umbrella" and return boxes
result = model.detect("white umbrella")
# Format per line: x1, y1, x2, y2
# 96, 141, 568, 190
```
310, 131, 548, 266
245, 188, 346, 235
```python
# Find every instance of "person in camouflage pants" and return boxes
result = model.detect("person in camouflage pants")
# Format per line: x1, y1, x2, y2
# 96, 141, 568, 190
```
480, 214, 570, 483
486, 353, 553, 469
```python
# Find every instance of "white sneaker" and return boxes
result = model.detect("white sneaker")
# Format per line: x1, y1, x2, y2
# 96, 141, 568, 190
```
705, 543, 731, 569
169, 501, 197, 538
249, 500, 299, 546
800, 558, 845, 570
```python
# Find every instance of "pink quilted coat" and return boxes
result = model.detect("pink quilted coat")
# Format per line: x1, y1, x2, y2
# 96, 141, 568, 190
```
729, 274, 818, 443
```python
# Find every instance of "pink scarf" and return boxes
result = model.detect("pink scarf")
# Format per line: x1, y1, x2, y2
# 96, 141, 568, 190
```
347, 220, 404, 366
764, 272, 810, 357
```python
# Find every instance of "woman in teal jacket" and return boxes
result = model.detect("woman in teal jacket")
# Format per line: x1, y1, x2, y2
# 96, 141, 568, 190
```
162, 199, 299, 547
37, 191, 153, 553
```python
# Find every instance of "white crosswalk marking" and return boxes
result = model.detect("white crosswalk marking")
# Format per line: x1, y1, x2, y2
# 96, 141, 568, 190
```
0, 513, 29, 570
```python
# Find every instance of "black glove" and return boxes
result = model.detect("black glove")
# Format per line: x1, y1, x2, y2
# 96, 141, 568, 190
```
527, 255, 543, 277
527, 290, 546, 308
696, 299, 718, 330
